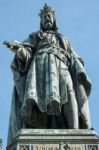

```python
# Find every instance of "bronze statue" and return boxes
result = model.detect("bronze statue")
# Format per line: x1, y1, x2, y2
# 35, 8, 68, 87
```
4, 4, 91, 144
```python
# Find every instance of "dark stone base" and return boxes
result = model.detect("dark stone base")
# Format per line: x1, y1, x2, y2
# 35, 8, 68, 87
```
6, 129, 99, 150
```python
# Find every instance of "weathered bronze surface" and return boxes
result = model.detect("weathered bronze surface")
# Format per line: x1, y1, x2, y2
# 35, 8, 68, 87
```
4, 4, 91, 144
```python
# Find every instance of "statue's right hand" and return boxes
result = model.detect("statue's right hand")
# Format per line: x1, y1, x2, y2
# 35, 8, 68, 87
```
3, 40, 20, 53
3, 40, 11, 48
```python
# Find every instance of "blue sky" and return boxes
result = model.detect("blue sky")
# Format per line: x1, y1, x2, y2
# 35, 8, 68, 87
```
0, 0, 99, 149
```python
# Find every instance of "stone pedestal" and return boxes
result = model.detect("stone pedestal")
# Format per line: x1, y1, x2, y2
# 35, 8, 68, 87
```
6, 129, 99, 150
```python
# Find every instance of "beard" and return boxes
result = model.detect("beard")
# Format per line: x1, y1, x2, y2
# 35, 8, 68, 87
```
44, 22, 53, 30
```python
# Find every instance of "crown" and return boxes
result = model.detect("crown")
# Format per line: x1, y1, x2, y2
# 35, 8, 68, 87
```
39, 3, 55, 18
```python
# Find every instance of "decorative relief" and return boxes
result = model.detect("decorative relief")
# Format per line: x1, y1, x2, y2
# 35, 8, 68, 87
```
58, 143, 82, 150
19, 145, 30, 150
87, 145, 98, 150
63, 144, 72, 150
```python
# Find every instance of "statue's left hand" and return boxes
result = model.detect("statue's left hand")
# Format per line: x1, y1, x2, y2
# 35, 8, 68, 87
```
78, 73, 86, 83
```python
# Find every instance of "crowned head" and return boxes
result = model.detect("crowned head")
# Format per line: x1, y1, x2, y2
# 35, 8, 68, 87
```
39, 4, 58, 32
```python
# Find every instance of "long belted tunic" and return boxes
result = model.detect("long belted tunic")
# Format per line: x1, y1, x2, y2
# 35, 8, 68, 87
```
23, 31, 72, 115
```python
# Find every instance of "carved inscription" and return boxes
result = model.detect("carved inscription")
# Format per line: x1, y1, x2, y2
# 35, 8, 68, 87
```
35, 145, 57, 150
35, 145, 82, 150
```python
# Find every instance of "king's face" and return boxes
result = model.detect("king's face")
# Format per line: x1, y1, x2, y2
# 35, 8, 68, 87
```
42, 12, 54, 30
